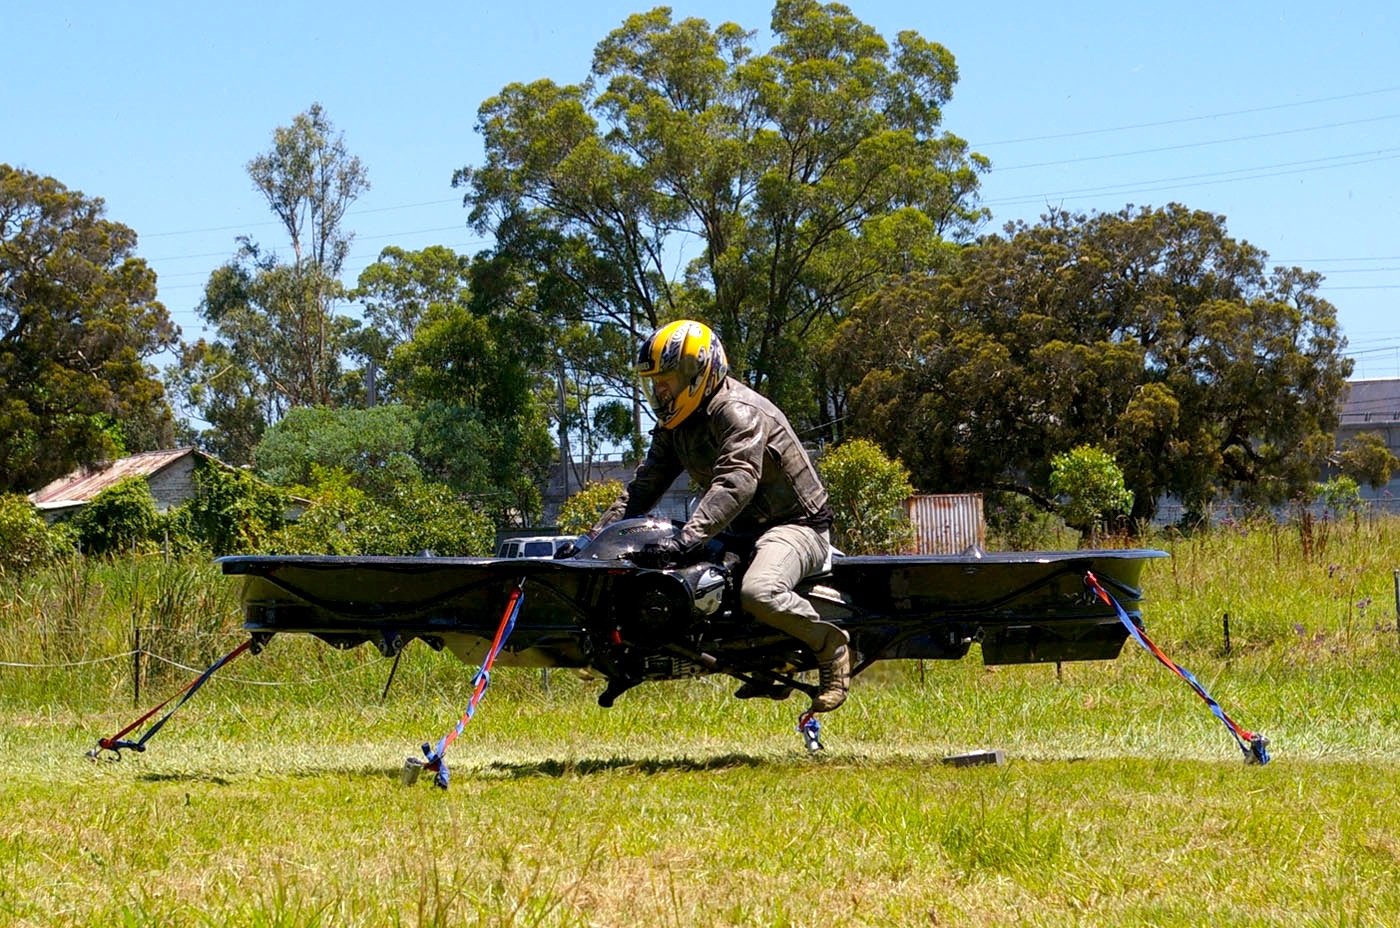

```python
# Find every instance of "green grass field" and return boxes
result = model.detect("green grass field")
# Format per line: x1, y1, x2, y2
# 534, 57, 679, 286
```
3, 518, 1399, 926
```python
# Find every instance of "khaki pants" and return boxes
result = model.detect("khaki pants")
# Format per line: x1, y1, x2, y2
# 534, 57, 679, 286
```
739, 524, 845, 659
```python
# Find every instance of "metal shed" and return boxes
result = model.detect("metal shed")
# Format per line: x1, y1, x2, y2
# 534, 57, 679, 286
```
904, 493, 986, 554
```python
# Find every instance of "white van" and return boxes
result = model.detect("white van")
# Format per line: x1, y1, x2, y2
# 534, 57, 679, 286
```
494, 536, 571, 559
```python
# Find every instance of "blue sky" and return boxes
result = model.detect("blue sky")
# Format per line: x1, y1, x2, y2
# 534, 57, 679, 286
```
8, 1, 1399, 377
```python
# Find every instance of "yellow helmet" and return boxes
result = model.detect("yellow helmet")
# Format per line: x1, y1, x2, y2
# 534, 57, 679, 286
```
635, 320, 729, 429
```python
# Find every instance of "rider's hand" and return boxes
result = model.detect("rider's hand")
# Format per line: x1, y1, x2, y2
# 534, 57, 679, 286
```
641, 535, 686, 565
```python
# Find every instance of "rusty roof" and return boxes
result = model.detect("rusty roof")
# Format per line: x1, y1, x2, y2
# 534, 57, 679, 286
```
27, 448, 206, 509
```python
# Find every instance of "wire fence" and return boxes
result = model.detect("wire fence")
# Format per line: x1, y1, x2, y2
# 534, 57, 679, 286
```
0, 638, 385, 687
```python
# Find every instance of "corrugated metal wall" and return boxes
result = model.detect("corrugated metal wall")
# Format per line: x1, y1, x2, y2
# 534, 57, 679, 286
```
905, 493, 985, 554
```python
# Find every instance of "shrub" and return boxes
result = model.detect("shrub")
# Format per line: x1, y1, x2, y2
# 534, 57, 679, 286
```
266, 468, 368, 555
368, 481, 495, 556
1316, 475, 1362, 518
253, 404, 424, 500
817, 439, 915, 555
985, 491, 1072, 551
557, 480, 624, 536
1049, 445, 1133, 542
181, 458, 287, 555
266, 467, 492, 556
70, 478, 160, 556
0, 494, 70, 575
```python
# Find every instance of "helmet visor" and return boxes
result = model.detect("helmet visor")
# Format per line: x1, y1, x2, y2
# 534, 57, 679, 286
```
646, 370, 686, 420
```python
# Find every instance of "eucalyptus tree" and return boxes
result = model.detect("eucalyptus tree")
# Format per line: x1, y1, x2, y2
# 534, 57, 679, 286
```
456, 0, 987, 444
0, 165, 177, 491
180, 104, 368, 460
351, 244, 473, 404
833, 204, 1353, 522
384, 269, 556, 526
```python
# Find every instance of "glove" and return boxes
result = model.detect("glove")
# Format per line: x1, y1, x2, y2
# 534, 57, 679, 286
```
641, 534, 686, 566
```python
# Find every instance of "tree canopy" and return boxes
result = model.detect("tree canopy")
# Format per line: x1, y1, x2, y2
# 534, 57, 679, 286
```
350, 244, 473, 404
172, 104, 369, 463
6, 14, 1373, 535
390, 294, 556, 524
1, 165, 177, 492
456, 0, 988, 441
833, 204, 1353, 522
253, 404, 424, 499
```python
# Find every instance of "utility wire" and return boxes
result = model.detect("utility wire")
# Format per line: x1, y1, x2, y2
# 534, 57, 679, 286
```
141, 198, 461, 238
985, 148, 1400, 206
973, 85, 1400, 147
151, 234, 489, 277
994, 113, 1400, 172
988, 151, 1400, 209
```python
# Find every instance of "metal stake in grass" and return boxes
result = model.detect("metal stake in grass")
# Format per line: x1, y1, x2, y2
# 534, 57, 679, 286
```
942, 749, 1005, 767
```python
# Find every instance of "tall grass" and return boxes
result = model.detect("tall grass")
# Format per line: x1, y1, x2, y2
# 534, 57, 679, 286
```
5, 513, 1395, 704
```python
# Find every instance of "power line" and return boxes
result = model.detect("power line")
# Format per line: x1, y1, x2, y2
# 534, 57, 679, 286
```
150, 237, 494, 292
1277, 255, 1400, 263
972, 85, 1400, 147
1344, 344, 1400, 358
1342, 334, 1400, 348
1320, 284, 1400, 291
150, 231, 489, 274
994, 113, 1400, 172
987, 150, 1400, 208
140, 197, 461, 238
984, 147, 1400, 206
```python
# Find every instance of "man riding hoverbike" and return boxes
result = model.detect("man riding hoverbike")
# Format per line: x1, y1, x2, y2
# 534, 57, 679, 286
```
567, 320, 849, 713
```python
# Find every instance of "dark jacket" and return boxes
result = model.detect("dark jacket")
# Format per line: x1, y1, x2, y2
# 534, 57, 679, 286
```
597, 377, 828, 547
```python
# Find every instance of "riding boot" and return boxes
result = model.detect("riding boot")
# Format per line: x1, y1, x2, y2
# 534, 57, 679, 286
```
810, 641, 850, 713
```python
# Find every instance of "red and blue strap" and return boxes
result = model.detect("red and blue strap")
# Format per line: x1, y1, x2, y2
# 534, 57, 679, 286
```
90, 639, 253, 759
1085, 571, 1269, 764
418, 579, 525, 788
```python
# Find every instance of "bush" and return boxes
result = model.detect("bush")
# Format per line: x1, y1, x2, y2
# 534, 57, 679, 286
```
1049, 445, 1133, 542
180, 458, 287, 555
0, 494, 70, 575
984, 491, 1073, 551
70, 478, 161, 556
368, 481, 495, 556
266, 468, 492, 556
265, 468, 368, 555
817, 439, 915, 555
253, 404, 424, 500
557, 480, 624, 535
1316, 475, 1362, 518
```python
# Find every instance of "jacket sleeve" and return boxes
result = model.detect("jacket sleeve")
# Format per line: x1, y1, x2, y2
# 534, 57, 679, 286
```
678, 401, 765, 547
592, 427, 684, 533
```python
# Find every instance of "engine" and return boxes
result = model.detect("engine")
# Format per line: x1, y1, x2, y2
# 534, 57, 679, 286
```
570, 517, 732, 648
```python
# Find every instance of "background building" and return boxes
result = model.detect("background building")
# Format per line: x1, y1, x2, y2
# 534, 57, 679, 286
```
1335, 378, 1400, 507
